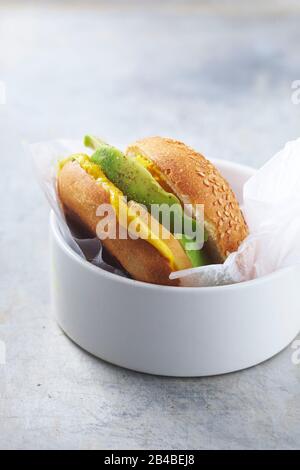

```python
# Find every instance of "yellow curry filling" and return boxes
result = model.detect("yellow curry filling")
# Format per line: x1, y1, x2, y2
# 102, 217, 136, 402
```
134, 154, 174, 193
59, 155, 179, 270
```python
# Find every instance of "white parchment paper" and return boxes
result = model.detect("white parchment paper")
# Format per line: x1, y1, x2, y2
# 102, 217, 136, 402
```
28, 138, 300, 287
27, 139, 125, 276
171, 138, 300, 286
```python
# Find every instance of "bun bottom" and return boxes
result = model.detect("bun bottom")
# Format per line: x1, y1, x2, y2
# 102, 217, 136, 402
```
58, 161, 190, 286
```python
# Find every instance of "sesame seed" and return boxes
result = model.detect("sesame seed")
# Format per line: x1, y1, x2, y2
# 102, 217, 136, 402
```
224, 210, 230, 217
203, 179, 210, 187
217, 210, 222, 217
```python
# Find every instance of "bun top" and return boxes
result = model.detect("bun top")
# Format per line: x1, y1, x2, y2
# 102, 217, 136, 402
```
127, 136, 248, 261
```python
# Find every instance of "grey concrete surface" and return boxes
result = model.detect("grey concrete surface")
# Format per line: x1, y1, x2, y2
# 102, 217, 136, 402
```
1, 0, 300, 450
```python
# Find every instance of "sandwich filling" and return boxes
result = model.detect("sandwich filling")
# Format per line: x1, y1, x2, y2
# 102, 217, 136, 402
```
84, 136, 209, 267
59, 154, 186, 270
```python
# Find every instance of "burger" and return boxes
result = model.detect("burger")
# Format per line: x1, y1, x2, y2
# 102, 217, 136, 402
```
57, 136, 248, 286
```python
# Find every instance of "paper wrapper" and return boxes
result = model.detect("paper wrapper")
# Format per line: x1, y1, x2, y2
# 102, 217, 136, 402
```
28, 139, 126, 277
28, 138, 300, 287
171, 138, 300, 286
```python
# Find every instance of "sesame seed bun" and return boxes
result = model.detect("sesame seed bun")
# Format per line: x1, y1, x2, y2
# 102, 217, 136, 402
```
57, 160, 192, 285
126, 137, 249, 262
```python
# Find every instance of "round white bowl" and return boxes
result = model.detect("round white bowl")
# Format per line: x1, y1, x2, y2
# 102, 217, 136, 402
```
50, 159, 300, 376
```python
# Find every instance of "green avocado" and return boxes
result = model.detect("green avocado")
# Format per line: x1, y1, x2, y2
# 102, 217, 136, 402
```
84, 135, 208, 267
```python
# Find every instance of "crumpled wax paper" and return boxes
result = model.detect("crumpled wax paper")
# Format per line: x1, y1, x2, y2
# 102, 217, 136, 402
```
28, 138, 300, 287
171, 137, 300, 286
27, 139, 126, 276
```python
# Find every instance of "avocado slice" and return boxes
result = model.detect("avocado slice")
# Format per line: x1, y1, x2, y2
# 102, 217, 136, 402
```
84, 136, 208, 267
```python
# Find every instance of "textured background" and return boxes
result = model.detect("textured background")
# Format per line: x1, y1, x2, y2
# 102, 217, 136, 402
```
1, 0, 300, 449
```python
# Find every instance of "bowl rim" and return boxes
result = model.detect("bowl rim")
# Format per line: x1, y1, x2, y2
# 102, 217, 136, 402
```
51, 210, 297, 293
212, 157, 256, 176
51, 157, 298, 293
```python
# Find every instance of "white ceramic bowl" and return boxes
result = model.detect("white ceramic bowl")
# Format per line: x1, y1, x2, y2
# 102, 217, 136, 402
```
50, 159, 300, 376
